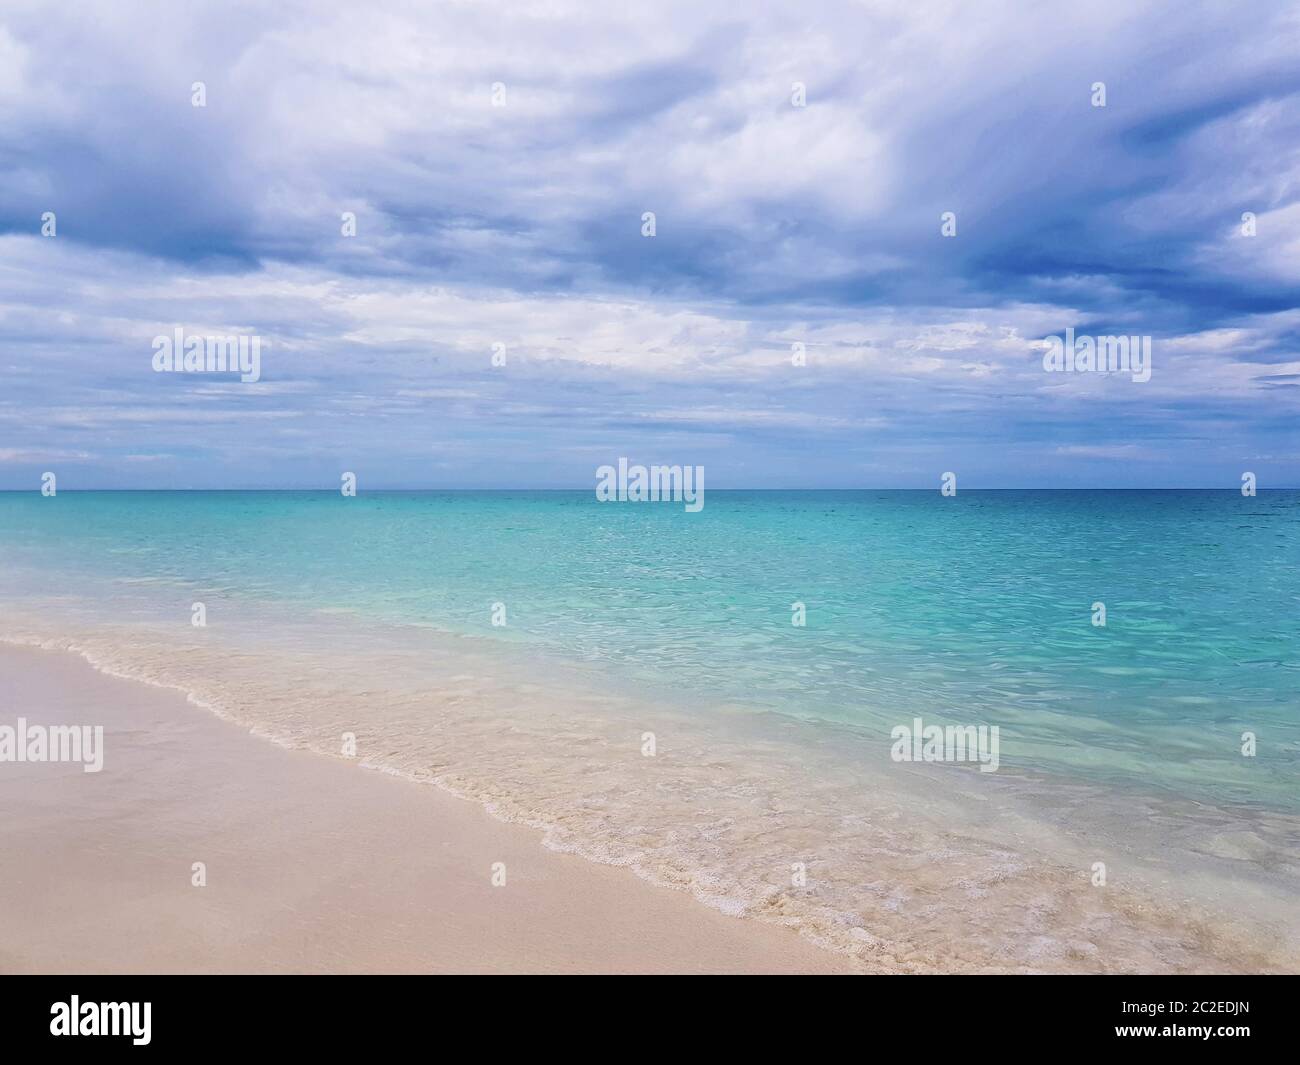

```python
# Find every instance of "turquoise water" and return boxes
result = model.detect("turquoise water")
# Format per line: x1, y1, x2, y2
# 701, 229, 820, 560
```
3, 488, 1299, 970
2, 489, 1297, 808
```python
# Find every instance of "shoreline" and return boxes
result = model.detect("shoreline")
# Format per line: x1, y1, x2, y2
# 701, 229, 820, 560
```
0, 644, 851, 974
3, 607, 1297, 975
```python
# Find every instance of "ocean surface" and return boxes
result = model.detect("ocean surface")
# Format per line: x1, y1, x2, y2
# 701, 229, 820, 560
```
1, 489, 1298, 971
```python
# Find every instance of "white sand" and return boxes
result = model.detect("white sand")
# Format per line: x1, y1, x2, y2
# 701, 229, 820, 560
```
0, 645, 849, 974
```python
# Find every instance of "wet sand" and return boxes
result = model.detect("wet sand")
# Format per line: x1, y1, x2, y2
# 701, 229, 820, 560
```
0, 645, 849, 974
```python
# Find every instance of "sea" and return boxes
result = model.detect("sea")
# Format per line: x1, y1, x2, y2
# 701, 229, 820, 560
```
1, 489, 1297, 971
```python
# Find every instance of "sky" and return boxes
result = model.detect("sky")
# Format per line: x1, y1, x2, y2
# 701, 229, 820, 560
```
1, 0, 1298, 489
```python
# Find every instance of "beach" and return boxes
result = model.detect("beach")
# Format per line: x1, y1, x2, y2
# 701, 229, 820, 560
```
0, 644, 849, 974
1, 490, 1298, 974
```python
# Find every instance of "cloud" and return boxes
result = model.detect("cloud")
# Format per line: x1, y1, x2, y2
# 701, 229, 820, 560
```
0, 448, 94, 464
0, 0, 1297, 487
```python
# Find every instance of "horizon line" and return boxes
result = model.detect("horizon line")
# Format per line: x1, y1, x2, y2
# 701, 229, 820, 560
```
2, 486, 1295, 494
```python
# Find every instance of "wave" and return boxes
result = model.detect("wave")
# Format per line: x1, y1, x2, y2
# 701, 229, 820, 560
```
2, 606, 1298, 973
